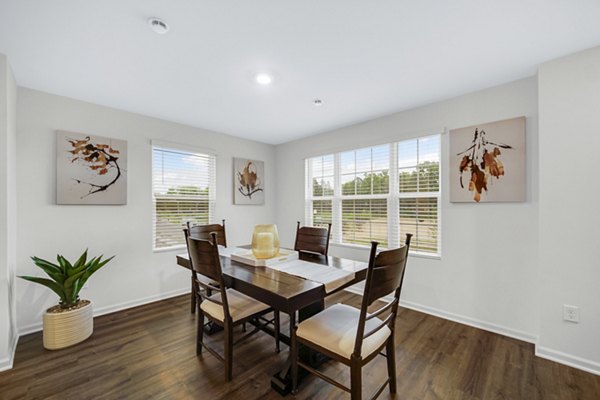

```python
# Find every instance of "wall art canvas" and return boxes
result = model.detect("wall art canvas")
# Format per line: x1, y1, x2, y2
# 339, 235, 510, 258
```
233, 157, 264, 205
56, 130, 128, 205
449, 116, 525, 203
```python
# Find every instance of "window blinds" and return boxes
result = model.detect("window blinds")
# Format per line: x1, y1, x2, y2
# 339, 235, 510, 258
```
340, 145, 390, 247
305, 135, 441, 255
152, 146, 216, 250
398, 136, 440, 254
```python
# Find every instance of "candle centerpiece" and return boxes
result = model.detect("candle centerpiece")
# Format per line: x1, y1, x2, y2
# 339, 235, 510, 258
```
251, 224, 280, 259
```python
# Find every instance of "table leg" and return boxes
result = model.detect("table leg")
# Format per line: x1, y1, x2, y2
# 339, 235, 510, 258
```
271, 311, 296, 395
270, 299, 326, 396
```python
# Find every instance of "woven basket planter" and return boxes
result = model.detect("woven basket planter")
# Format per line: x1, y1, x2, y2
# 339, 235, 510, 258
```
43, 300, 93, 350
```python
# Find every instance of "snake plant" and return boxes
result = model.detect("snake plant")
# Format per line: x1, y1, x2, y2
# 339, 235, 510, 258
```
19, 250, 114, 308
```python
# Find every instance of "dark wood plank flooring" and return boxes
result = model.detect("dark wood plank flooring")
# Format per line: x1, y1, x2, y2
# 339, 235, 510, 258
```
1, 292, 599, 400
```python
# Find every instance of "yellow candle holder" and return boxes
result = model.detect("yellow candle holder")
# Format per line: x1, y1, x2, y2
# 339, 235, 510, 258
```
251, 224, 280, 259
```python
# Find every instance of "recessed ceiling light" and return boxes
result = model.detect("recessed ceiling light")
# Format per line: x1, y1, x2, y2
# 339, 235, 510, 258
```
255, 74, 273, 85
148, 17, 169, 35
313, 99, 324, 106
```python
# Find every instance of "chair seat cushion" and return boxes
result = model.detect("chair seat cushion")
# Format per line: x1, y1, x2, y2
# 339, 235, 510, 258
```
201, 289, 269, 322
296, 303, 391, 359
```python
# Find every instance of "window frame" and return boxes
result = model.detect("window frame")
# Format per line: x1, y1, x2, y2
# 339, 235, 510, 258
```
151, 140, 217, 252
305, 134, 441, 257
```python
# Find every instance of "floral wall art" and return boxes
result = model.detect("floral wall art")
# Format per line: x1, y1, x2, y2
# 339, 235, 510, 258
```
233, 157, 264, 205
449, 116, 526, 203
56, 131, 128, 205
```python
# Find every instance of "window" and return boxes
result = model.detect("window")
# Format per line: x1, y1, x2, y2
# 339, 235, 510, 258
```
305, 135, 441, 255
306, 155, 334, 229
152, 143, 216, 251
340, 145, 389, 247
398, 136, 440, 254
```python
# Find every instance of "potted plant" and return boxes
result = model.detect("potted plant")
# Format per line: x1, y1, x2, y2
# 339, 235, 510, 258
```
19, 250, 114, 350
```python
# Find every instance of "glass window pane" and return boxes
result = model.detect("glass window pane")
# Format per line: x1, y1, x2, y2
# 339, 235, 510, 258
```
398, 139, 418, 168
400, 197, 438, 254
322, 176, 334, 196
153, 147, 215, 250
418, 162, 440, 192
355, 148, 371, 172
342, 199, 388, 247
312, 200, 332, 228
372, 171, 389, 194
313, 178, 323, 196
340, 151, 355, 174
341, 174, 356, 195
399, 167, 417, 192
322, 155, 334, 176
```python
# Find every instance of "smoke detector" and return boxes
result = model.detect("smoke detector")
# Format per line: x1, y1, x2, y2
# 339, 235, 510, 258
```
148, 17, 169, 35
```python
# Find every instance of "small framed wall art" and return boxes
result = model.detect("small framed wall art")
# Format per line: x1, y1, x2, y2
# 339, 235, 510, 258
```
449, 116, 526, 203
56, 130, 127, 205
233, 157, 264, 205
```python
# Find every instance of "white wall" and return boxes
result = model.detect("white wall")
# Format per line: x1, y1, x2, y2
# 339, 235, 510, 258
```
0, 53, 17, 371
276, 77, 539, 342
16, 88, 276, 332
537, 46, 600, 373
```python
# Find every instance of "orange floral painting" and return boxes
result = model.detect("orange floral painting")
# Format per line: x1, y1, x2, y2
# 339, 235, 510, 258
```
450, 117, 525, 203
56, 131, 127, 205
233, 157, 264, 205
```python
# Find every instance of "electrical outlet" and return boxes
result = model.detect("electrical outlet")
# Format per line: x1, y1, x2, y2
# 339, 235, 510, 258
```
563, 305, 580, 323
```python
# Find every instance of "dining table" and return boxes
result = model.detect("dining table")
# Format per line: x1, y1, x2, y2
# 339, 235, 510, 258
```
176, 246, 368, 396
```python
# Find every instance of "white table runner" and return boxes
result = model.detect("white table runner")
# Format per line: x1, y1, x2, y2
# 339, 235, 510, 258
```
266, 259, 355, 293
218, 246, 355, 293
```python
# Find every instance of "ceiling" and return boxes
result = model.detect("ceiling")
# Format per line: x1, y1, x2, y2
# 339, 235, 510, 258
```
1, 1, 600, 145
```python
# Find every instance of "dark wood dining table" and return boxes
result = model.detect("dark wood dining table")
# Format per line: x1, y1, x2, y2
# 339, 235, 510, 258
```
176, 248, 368, 395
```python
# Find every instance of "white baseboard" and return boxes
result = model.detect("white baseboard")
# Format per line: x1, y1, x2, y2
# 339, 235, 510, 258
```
344, 287, 537, 344
18, 287, 190, 336
536, 346, 600, 376
0, 331, 19, 372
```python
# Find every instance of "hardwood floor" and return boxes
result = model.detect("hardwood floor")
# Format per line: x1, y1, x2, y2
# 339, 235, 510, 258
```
1, 292, 599, 400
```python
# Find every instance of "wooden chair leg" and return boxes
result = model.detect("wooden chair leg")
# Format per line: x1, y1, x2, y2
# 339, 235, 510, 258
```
291, 317, 298, 394
386, 337, 397, 394
196, 310, 204, 355
224, 321, 234, 382
190, 278, 196, 314
274, 311, 280, 353
350, 356, 362, 400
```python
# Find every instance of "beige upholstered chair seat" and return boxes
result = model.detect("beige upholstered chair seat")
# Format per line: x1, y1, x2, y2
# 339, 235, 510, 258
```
201, 289, 269, 322
296, 303, 391, 359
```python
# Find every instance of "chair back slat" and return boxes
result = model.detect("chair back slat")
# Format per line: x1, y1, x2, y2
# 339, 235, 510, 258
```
294, 221, 332, 256
187, 220, 227, 247
186, 233, 222, 283
185, 231, 231, 320
365, 246, 410, 306
353, 234, 412, 357
363, 312, 394, 339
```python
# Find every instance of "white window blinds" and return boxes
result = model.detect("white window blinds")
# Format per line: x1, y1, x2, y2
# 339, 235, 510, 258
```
305, 135, 441, 255
398, 136, 440, 254
340, 145, 390, 247
152, 145, 216, 251
306, 155, 334, 229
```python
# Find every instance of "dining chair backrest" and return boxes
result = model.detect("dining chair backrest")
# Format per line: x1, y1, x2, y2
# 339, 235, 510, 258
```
187, 220, 227, 247
353, 233, 412, 357
294, 221, 332, 256
186, 232, 230, 318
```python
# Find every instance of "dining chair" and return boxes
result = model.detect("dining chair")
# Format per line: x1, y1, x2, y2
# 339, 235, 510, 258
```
291, 233, 412, 400
186, 220, 227, 314
187, 232, 280, 381
187, 220, 227, 247
294, 221, 332, 256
